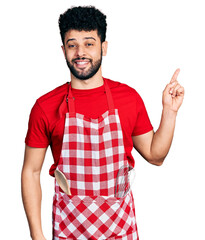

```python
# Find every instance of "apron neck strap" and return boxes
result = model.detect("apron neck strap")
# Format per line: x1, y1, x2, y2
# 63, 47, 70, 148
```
104, 78, 115, 110
67, 78, 115, 113
67, 83, 75, 113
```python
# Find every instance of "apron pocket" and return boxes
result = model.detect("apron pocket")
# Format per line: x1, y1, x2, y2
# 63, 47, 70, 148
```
55, 193, 135, 239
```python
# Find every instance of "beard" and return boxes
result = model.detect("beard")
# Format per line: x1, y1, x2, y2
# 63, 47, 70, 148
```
66, 51, 103, 80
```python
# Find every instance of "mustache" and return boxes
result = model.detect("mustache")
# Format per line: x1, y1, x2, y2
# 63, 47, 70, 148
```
72, 57, 92, 62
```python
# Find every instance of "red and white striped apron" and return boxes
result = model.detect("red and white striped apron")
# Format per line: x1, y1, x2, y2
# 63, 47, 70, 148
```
53, 79, 139, 240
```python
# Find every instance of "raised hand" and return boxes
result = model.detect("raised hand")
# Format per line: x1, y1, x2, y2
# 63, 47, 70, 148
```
162, 68, 185, 112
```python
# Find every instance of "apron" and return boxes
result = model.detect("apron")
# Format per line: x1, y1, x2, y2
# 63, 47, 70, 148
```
52, 79, 139, 240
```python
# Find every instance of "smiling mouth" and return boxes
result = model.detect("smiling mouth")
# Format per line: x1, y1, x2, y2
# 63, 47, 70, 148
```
73, 58, 91, 69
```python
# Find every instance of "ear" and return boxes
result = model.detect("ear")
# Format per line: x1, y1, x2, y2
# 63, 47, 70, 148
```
102, 41, 108, 56
61, 45, 66, 58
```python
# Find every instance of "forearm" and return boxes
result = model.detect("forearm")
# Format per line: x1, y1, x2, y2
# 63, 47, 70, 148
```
21, 168, 46, 240
150, 108, 177, 165
132, 69, 184, 166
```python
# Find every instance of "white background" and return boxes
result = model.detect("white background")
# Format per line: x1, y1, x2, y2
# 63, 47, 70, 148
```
0, 0, 205, 239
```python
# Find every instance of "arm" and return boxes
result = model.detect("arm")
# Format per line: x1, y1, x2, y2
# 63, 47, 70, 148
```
21, 145, 47, 240
132, 69, 184, 166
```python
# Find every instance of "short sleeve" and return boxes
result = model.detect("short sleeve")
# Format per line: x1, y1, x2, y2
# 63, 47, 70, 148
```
132, 93, 153, 136
25, 101, 50, 148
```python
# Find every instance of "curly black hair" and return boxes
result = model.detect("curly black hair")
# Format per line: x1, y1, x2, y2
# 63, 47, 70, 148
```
59, 6, 107, 45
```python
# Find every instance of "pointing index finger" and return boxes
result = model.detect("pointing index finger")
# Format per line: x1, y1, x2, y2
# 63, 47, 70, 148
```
170, 68, 180, 83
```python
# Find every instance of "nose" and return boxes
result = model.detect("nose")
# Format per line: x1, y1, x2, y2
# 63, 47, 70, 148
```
76, 45, 86, 57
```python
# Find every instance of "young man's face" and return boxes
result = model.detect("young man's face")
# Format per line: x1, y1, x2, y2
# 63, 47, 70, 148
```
62, 30, 107, 80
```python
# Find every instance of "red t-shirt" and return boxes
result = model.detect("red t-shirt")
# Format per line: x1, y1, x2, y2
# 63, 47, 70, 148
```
25, 78, 153, 176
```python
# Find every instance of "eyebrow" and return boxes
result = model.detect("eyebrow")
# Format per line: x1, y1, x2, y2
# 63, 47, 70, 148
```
66, 37, 96, 45
84, 37, 96, 41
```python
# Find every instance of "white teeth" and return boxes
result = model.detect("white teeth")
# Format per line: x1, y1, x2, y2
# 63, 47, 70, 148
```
76, 62, 88, 65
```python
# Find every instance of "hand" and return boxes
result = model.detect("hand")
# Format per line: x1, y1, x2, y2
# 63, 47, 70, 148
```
162, 68, 185, 112
32, 237, 46, 240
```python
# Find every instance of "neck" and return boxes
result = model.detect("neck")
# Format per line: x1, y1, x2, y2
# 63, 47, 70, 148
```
70, 68, 104, 90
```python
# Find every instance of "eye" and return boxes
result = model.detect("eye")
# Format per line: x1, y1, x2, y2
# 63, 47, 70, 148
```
86, 43, 94, 47
68, 44, 76, 48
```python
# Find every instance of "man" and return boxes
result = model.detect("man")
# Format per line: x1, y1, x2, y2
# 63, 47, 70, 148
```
21, 6, 184, 240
